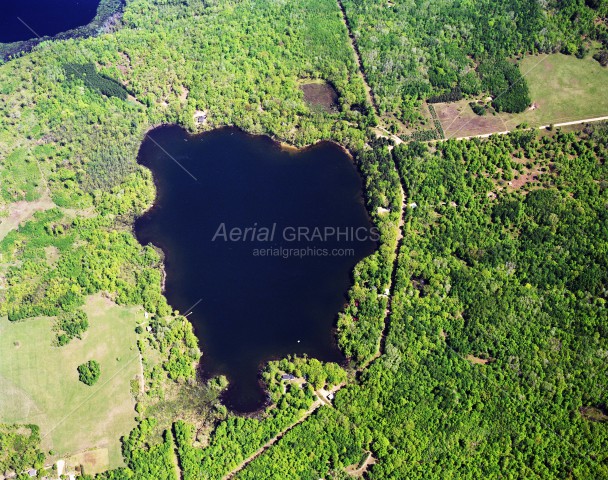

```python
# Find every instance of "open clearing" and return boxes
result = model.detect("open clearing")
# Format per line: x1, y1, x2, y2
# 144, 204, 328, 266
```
300, 81, 339, 113
0, 197, 55, 242
65, 447, 110, 476
0, 294, 141, 471
436, 53, 608, 138
434, 101, 507, 139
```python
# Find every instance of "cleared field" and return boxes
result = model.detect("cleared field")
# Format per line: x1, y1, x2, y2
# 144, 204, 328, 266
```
434, 101, 508, 139
436, 53, 608, 138
508, 52, 608, 127
0, 294, 141, 471
0, 197, 55, 242
300, 82, 339, 113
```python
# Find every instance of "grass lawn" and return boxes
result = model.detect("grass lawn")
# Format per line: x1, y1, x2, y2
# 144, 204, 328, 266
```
436, 53, 608, 138
0, 294, 142, 471
505, 52, 608, 128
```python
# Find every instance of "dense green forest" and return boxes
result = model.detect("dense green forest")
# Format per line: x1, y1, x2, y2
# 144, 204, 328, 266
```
340, 0, 608, 122
0, 425, 45, 476
1, 0, 607, 477
230, 126, 608, 478
353, 126, 608, 478
64, 63, 130, 100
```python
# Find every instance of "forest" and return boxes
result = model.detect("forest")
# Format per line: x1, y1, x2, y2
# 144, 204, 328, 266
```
0, 0, 607, 477
340, 0, 608, 123
0, 425, 45, 477
64, 63, 130, 100
224, 125, 608, 479
110, 127, 608, 480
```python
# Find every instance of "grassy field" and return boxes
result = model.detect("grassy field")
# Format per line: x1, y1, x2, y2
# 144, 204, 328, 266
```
507, 52, 608, 127
0, 294, 141, 471
435, 53, 608, 138
434, 101, 508, 138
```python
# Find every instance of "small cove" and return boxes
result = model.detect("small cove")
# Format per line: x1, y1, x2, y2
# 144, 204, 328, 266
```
135, 126, 376, 412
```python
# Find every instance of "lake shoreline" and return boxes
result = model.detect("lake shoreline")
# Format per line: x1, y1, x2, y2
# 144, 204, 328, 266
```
134, 124, 375, 412
135, 122, 371, 297
0, 0, 124, 62
150, 121, 359, 161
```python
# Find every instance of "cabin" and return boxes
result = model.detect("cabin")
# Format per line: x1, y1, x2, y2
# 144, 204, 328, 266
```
281, 373, 296, 380
194, 110, 208, 124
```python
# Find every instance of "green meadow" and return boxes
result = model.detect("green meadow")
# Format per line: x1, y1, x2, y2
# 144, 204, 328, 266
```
0, 294, 141, 471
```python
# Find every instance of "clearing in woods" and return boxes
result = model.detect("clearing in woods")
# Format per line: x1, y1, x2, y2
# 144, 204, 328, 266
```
435, 53, 608, 138
300, 81, 340, 113
0, 294, 141, 471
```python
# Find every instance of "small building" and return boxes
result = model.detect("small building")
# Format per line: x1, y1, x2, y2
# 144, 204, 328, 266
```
281, 374, 296, 381
194, 110, 208, 125
27, 469, 37, 478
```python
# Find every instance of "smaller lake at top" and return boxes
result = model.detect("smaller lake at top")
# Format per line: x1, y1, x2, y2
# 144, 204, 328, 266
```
135, 126, 377, 412
0, 0, 100, 43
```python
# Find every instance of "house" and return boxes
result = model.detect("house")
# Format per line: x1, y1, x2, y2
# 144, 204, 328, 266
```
194, 110, 208, 124
281, 374, 296, 380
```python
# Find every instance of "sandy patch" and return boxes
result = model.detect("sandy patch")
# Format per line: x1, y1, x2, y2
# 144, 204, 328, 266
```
180, 86, 189, 102
434, 101, 506, 138
65, 448, 110, 475
0, 197, 55, 242
466, 355, 493, 365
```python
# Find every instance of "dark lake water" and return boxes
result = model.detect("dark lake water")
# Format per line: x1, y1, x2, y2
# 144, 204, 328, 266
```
135, 126, 376, 412
0, 0, 100, 43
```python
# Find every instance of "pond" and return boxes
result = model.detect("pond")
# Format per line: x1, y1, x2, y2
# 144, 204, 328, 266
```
0, 0, 100, 43
135, 126, 376, 412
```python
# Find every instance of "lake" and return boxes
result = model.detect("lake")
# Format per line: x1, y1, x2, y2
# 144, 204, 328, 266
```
135, 126, 376, 412
0, 0, 100, 43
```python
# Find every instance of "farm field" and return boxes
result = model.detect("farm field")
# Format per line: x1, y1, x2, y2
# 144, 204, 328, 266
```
0, 294, 141, 472
435, 53, 608, 138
